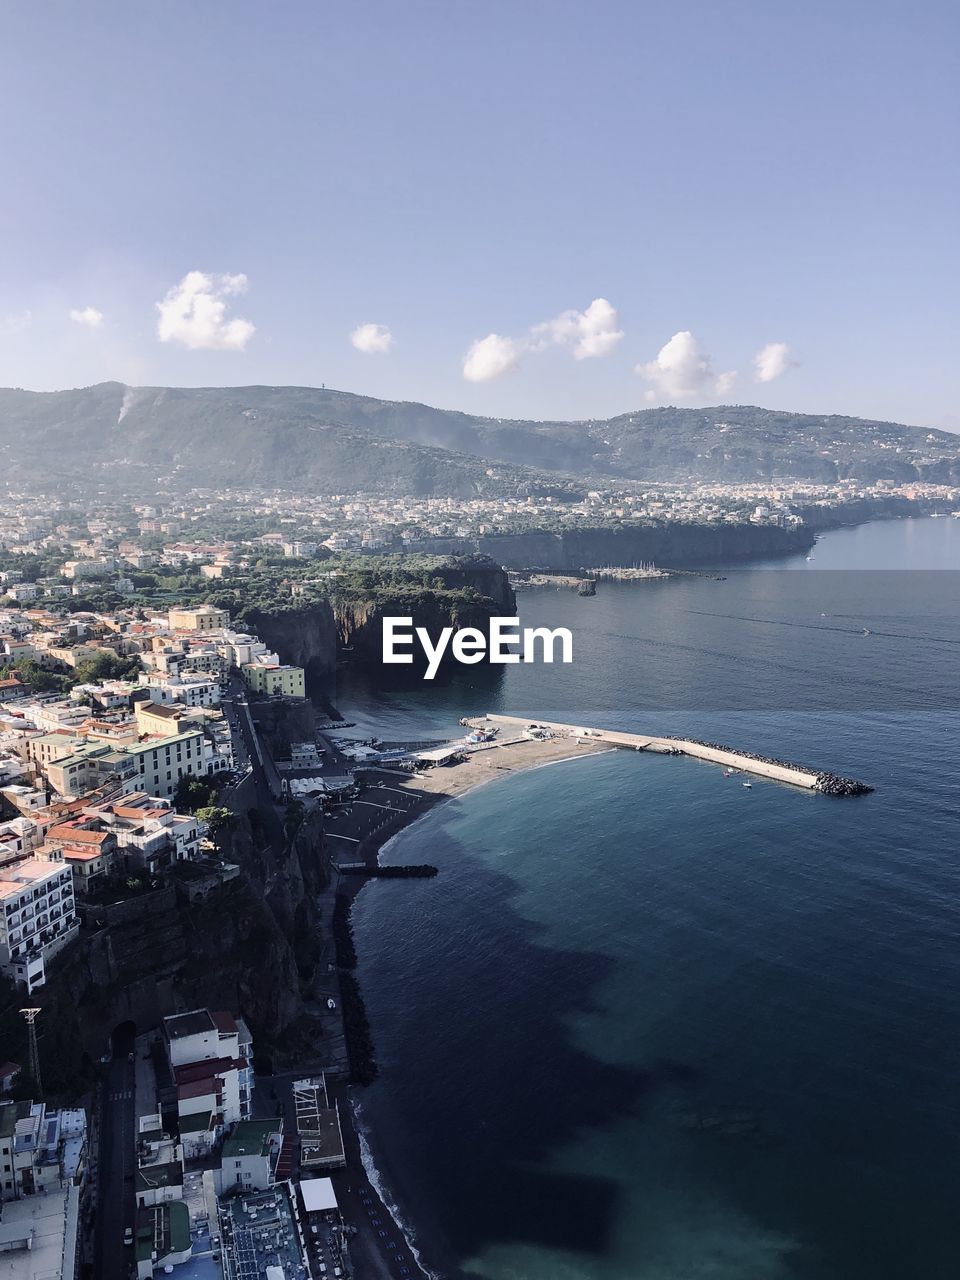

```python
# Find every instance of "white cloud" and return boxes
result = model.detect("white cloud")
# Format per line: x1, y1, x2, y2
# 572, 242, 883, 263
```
69, 306, 104, 329
463, 333, 522, 382
753, 341, 795, 383
350, 322, 393, 354
463, 297, 623, 381
156, 271, 255, 350
636, 331, 734, 401
532, 297, 624, 360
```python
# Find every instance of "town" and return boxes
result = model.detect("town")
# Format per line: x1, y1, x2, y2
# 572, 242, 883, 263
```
0, 592, 419, 1280
1, 476, 959, 592
0, 478, 952, 1280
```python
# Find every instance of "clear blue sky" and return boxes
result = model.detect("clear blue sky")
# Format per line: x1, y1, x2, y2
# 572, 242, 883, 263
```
1, 0, 957, 428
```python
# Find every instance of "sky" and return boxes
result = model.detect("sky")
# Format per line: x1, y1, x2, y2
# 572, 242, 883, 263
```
0, 0, 957, 429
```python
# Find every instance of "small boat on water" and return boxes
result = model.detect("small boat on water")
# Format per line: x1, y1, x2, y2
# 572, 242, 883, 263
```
723, 769, 735, 777
742, 781, 752, 789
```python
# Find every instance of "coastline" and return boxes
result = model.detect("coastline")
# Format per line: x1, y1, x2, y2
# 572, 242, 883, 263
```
326, 733, 616, 1279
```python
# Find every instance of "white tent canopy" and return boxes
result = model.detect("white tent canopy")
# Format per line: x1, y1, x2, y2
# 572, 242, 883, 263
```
299, 1177, 338, 1213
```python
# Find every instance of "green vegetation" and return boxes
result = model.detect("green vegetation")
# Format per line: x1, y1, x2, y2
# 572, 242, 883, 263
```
14, 650, 141, 695
174, 775, 220, 811
196, 805, 232, 850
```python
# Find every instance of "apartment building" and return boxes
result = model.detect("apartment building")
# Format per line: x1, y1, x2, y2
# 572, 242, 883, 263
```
140, 672, 220, 707
42, 821, 119, 895
241, 662, 306, 698
126, 729, 206, 800
0, 856, 78, 991
82, 792, 201, 872
167, 605, 230, 632
214, 1117, 284, 1195
163, 1009, 254, 1158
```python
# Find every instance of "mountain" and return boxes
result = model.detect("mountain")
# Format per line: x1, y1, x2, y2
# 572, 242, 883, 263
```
1, 381, 958, 494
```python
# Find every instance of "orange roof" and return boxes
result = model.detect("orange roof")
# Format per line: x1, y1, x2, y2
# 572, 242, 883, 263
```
49, 825, 112, 846
58, 846, 108, 863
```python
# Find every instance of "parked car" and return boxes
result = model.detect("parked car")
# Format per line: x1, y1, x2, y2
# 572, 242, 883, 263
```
123, 1226, 134, 1246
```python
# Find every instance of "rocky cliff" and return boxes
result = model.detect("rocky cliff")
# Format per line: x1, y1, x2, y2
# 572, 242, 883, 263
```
244, 557, 517, 685
474, 522, 815, 569
2, 803, 332, 1095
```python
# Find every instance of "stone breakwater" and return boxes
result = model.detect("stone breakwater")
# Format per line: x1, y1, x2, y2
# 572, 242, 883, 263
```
668, 738, 874, 796
469, 716, 873, 795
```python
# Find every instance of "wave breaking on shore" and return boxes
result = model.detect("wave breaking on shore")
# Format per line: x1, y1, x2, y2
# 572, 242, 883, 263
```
352, 1097, 442, 1280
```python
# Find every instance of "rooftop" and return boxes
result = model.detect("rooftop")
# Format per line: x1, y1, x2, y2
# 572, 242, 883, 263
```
165, 1008, 217, 1040
221, 1118, 278, 1160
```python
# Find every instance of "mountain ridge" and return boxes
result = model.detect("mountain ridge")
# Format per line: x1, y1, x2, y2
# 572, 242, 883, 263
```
1, 381, 957, 493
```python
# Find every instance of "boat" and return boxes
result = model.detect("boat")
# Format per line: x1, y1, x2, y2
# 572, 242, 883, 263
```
862, 628, 871, 635
806, 555, 815, 561
723, 769, 735, 777
742, 781, 752, 789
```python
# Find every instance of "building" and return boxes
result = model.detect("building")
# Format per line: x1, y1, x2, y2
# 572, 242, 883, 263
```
84, 793, 201, 872
0, 857, 78, 991
163, 1009, 253, 1158
134, 1112, 185, 1209
240, 662, 306, 698
126, 728, 207, 800
0, 1098, 87, 1199
167, 605, 230, 633
42, 821, 119, 895
214, 1117, 284, 1195
217, 1185, 312, 1280
292, 1076, 346, 1171
141, 672, 221, 708
133, 1200, 192, 1280
0, 1179, 82, 1279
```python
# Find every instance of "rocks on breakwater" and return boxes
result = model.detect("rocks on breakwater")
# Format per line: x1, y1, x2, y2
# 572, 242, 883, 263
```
339, 970, 378, 1086
813, 772, 873, 796
333, 892, 357, 969
669, 737, 873, 796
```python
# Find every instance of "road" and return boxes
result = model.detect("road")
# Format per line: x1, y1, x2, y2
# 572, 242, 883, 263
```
93, 1026, 136, 1280
221, 677, 284, 846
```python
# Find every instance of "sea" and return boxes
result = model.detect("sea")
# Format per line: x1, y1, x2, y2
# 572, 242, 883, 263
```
339, 515, 960, 1280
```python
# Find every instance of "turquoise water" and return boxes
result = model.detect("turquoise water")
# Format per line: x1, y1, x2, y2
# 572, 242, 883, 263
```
348, 518, 960, 1279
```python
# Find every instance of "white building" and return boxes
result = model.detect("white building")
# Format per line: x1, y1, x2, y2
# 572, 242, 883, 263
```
0, 1099, 84, 1280
0, 857, 78, 992
163, 1009, 254, 1158
214, 1117, 284, 1194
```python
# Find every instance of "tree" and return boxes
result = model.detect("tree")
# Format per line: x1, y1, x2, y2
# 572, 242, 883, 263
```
174, 775, 216, 812
197, 805, 233, 851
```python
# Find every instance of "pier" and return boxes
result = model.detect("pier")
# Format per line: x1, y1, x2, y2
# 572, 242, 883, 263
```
467, 715, 872, 795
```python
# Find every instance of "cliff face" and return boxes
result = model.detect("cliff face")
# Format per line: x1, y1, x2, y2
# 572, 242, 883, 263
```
247, 559, 517, 683
331, 594, 509, 665
248, 602, 340, 688
475, 523, 814, 569
14, 805, 331, 1093
794, 495, 935, 532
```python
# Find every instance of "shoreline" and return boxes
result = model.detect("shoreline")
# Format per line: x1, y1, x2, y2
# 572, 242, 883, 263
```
326, 733, 616, 1278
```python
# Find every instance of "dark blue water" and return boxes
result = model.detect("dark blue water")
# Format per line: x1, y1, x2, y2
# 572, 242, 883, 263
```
347, 518, 960, 1280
